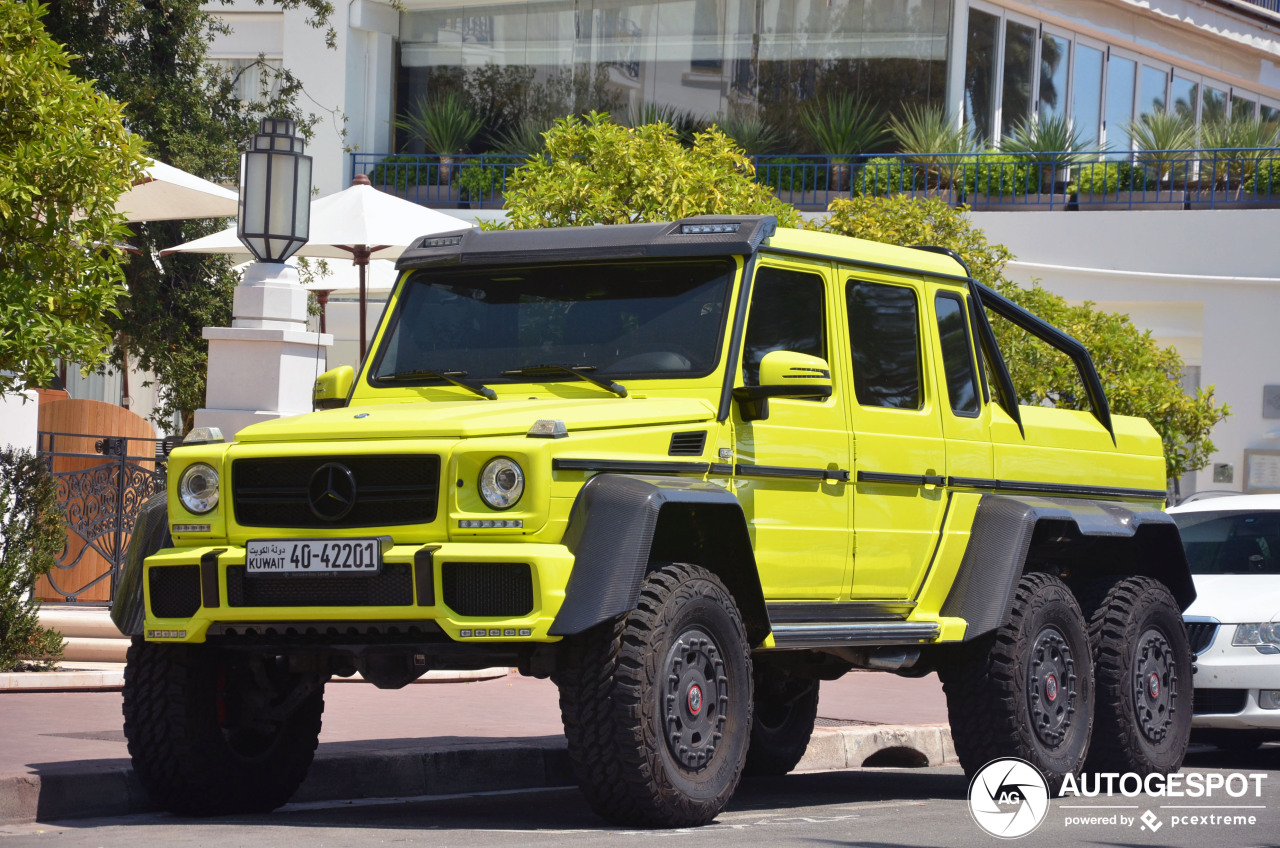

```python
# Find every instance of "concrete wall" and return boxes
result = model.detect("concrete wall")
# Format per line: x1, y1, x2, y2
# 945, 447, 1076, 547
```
971, 208, 1280, 495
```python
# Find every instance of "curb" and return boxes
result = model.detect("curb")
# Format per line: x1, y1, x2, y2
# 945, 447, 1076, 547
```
0, 666, 512, 693
0, 724, 956, 824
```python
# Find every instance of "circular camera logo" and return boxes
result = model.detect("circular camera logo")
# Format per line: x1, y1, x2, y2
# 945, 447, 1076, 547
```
967, 758, 1050, 839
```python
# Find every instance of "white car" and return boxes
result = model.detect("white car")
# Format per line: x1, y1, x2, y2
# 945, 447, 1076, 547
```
1169, 493, 1280, 749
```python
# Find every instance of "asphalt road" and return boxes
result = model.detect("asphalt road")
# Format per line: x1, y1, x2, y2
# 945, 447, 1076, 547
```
2, 747, 1277, 848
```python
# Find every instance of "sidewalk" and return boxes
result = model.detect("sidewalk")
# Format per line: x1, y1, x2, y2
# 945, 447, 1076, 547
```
0, 669, 953, 824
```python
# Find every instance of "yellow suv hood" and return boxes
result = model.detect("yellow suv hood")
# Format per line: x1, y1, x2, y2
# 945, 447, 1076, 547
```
233, 397, 717, 443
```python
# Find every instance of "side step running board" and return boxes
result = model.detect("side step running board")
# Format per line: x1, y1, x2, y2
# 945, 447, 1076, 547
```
768, 621, 941, 649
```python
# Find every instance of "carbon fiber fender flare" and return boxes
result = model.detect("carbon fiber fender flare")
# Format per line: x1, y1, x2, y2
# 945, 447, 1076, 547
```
940, 494, 1195, 641
548, 474, 769, 644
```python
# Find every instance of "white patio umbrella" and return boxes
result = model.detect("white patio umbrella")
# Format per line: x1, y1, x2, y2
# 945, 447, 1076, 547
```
162, 174, 473, 356
117, 159, 239, 222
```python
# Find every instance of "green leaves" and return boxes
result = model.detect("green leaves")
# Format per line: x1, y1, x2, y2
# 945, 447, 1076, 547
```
817, 196, 1228, 480
500, 112, 803, 230
0, 0, 147, 395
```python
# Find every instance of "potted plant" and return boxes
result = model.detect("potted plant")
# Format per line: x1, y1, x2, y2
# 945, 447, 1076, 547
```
715, 113, 784, 156
1000, 113, 1098, 187
393, 92, 484, 186
887, 105, 975, 198
1197, 116, 1280, 204
1126, 112, 1194, 204
800, 94, 885, 191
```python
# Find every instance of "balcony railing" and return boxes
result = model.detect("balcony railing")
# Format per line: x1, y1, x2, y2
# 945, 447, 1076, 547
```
351, 148, 1280, 212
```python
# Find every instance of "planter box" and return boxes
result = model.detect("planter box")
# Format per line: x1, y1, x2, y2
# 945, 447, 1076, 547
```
969, 192, 1069, 211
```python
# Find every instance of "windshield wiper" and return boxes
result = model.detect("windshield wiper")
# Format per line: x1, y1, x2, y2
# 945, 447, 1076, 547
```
501, 364, 627, 398
380, 369, 496, 400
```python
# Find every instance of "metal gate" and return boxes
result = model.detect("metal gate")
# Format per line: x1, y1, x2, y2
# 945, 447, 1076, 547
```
37, 431, 173, 603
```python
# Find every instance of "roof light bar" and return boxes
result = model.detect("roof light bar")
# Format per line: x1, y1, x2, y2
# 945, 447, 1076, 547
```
681, 223, 741, 235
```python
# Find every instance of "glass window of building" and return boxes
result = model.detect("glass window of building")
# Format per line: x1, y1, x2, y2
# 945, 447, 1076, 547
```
1232, 93, 1257, 122
1072, 42, 1103, 146
1203, 85, 1229, 123
1262, 102, 1280, 124
964, 8, 1000, 144
1138, 64, 1168, 117
1171, 75, 1199, 123
1001, 20, 1036, 138
1038, 31, 1070, 122
1104, 54, 1136, 149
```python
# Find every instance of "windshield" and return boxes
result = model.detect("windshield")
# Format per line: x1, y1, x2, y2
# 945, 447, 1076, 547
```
370, 259, 735, 386
1173, 510, 1280, 575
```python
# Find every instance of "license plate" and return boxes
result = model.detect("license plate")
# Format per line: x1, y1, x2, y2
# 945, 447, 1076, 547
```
246, 539, 383, 575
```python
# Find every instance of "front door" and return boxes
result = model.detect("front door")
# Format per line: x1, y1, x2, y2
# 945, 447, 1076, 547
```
732, 259, 851, 600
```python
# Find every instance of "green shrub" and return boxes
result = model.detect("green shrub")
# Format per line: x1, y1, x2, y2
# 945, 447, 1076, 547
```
1242, 159, 1280, 198
0, 448, 65, 672
854, 157, 914, 196
756, 157, 829, 193
369, 155, 438, 190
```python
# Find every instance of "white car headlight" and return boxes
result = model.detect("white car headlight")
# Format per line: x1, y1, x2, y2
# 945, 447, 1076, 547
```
1232, 622, 1280, 654
478, 457, 524, 510
178, 463, 220, 514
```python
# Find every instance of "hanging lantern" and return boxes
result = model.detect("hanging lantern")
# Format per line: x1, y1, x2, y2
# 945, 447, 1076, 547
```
237, 118, 312, 263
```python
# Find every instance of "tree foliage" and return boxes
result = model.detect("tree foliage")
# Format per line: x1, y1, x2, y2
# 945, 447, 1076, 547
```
0, 0, 147, 394
0, 448, 66, 672
817, 195, 1228, 480
500, 112, 804, 229
45, 0, 321, 432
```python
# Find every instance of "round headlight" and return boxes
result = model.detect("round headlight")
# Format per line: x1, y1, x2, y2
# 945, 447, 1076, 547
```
179, 463, 220, 514
478, 457, 524, 510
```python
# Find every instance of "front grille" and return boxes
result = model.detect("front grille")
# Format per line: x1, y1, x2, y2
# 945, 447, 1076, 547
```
442, 563, 533, 617
669, 431, 707, 456
225, 563, 414, 607
1186, 621, 1219, 655
1193, 688, 1247, 715
149, 566, 201, 618
232, 455, 440, 528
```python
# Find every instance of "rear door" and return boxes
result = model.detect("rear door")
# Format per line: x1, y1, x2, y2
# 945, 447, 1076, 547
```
841, 271, 948, 600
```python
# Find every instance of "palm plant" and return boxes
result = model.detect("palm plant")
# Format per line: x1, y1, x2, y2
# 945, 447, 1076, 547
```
623, 101, 708, 146
491, 116, 557, 157
394, 92, 484, 183
1199, 116, 1280, 191
887, 104, 976, 189
1000, 113, 1101, 189
1126, 112, 1195, 185
800, 94, 885, 190
714, 113, 784, 155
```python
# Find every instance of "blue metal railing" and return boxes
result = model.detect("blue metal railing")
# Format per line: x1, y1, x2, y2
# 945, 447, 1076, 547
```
351, 148, 1280, 211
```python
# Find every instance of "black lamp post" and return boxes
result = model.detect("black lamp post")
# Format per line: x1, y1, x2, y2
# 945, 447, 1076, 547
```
237, 118, 312, 263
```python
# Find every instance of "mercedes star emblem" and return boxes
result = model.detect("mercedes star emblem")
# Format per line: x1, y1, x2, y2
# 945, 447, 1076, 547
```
307, 462, 357, 521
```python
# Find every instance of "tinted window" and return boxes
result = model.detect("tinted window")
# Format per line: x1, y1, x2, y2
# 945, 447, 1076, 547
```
370, 260, 733, 384
742, 267, 826, 386
847, 281, 922, 410
935, 293, 980, 415
1174, 510, 1280, 575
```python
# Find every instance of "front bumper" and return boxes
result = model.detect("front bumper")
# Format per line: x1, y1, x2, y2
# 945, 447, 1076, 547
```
141, 542, 575, 645
1190, 624, 1280, 730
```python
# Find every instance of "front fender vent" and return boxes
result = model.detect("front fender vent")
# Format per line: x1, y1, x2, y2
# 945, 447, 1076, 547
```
668, 431, 707, 456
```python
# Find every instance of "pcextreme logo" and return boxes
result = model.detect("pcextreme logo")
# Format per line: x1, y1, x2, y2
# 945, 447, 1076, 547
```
967, 758, 1051, 838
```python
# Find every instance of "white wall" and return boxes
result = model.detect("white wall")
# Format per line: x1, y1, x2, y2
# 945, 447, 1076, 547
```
971, 208, 1280, 494
0, 390, 39, 453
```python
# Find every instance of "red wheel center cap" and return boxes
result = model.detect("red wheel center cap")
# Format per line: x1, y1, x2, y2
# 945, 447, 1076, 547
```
687, 684, 703, 716
1045, 674, 1058, 702
1148, 673, 1160, 699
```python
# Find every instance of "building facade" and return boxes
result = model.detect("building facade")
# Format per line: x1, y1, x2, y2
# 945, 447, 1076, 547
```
194, 0, 1280, 496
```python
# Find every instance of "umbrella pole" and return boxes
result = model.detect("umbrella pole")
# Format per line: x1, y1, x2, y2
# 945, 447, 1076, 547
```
316, 290, 331, 335
356, 248, 369, 359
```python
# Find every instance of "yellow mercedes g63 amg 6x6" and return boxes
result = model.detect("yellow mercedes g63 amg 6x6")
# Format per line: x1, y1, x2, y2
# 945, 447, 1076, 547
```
115, 217, 1194, 827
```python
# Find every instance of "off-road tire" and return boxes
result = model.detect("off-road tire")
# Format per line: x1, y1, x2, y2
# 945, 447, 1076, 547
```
744, 671, 818, 776
941, 572, 1093, 792
122, 637, 324, 816
555, 562, 753, 828
1081, 576, 1192, 775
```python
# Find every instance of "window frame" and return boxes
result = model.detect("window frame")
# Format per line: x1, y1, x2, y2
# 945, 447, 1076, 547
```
845, 278, 926, 413
934, 290, 983, 418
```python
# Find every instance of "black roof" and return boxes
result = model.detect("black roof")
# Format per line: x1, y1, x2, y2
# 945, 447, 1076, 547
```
395, 216, 778, 271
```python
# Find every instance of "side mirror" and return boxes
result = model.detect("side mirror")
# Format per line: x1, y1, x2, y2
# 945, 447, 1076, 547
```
733, 351, 833, 421
313, 365, 354, 410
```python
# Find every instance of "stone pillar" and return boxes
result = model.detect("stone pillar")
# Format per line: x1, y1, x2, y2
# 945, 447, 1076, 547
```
194, 262, 332, 438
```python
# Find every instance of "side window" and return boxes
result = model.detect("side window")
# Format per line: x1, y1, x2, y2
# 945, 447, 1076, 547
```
742, 266, 827, 386
847, 280, 922, 410
935, 292, 981, 416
